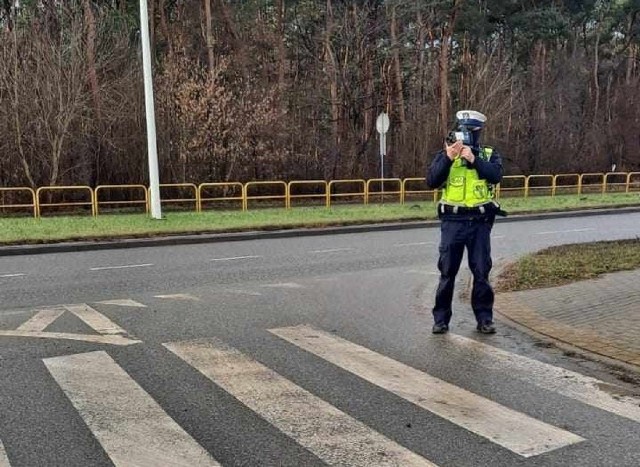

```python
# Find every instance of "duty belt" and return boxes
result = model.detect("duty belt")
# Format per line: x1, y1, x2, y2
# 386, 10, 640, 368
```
439, 203, 489, 215
438, 201, 506, 216
438, 201, 507, 216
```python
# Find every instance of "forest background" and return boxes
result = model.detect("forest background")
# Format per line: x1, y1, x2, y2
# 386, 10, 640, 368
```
1, 0, 639, 190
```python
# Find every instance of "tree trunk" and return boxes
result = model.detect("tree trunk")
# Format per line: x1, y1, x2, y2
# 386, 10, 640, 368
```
159, 0, 172, 55
83, 0, 100, 119
593, 27, 600, 125
438, 0, 460, 137
324, 0, 340, 177
204, 0, 215, 72
276, 0, 286, 90
11, 22, 35, 187
390, 5, 405, 128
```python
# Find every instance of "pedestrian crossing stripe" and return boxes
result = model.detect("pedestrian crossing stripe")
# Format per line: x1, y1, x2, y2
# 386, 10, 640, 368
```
16, 307, 65, 332
7, 324, 640, 465
269, 325, 585, 458
43, 351, 220, 467
443, 333, 640, 423
0, 439, 10, 467
164, 339, 437, 466
0, 304, 140, 346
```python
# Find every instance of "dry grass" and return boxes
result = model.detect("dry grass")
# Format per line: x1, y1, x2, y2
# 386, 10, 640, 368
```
496, 239, 640, 292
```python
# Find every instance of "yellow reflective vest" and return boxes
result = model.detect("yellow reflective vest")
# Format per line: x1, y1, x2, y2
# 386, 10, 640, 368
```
441, 147, 495, 207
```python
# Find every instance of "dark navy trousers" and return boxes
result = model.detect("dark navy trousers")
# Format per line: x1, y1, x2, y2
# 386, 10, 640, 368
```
432, 217, 494, 326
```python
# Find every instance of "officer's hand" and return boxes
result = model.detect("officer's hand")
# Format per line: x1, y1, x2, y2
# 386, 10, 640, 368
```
445, 140, 463, 160
460, 146, 475, 164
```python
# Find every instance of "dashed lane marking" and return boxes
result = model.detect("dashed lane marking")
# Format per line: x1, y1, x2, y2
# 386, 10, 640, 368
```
270, 325, 584, 458
96, 299, 147, 308
404, 270, 440, 276
0, 274, 25, 278
154, 294, 200, 301
310, 248, 355, 254
222, 289, 262, 296
89, 264, 153, 271
260, 282, 305, 289
210, 255, 262, 262
393, 242, 434, 247
535, 228, 596, 235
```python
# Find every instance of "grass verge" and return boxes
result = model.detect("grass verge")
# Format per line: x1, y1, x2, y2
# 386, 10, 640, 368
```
496, 238, 640, 292
0, 192, 638, 245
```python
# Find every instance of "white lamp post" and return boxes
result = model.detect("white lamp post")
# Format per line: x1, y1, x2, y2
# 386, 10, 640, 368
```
139, 0, 162, 219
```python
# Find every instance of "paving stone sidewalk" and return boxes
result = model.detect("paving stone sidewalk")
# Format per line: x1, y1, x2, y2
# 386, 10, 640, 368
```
494, 269, 640, 368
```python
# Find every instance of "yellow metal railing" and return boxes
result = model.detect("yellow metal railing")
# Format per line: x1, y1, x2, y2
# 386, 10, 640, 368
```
327, 180, 366, 208
578, 173, 605, 195
36, 186, 95, 217
287, 181, 328, 209
627, 172, 640, 193
552, 174, 579, 197
156, 183, 199, 210
198, 182, 244, 212
496, 175, 526, 199
1, 172, 638, 218
401, 178, 438, 203
245, 181, 287, 211
95, 185, 148, 215
0, 187, 37, 217
365, 178, 402, 204
525, 175, 554, 197
603, 172, 627, 194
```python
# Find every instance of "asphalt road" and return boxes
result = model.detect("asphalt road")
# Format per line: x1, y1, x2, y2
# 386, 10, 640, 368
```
0, 212, 639, 466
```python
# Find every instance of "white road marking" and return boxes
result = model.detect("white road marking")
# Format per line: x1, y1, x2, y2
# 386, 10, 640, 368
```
44, 351, 220, 467
0, 439, 11, 467
96, 299, 147, 308
310, 248, 355, 254
535, 228, 596, 235
90, 263, 153, 271
16, 308, 65, 332
164, 339, 437, 467
210, 255, 262, 262
154, 294, 200, 301
270, 325, 584, 458
0, 310, 31, 317
404, 270, 440, 276
64, 304, 127, 336
445, 333, 640, 423
491, 235, 505, 239
393, 242, 434, 247
0, 273, 25, 278
223, 289, 262, 296
260, 282, 305, 289
0, 331, 139, 346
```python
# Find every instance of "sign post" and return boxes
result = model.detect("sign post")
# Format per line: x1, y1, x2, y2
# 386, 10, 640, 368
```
376, 112, 390, 197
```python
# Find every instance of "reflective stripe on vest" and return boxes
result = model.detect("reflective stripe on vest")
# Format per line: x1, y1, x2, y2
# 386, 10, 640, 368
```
441, 147, 494, 207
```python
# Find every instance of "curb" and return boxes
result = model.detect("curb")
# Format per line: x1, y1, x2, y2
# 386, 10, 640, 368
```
493, 306, 640, 375
1, 205, 639, 257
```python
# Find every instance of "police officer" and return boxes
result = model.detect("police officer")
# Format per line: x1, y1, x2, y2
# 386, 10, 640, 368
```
426, 110, 504, 334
